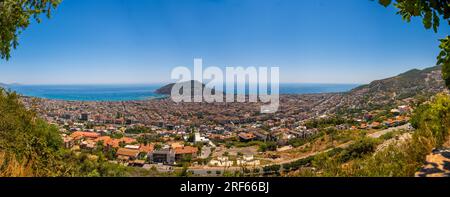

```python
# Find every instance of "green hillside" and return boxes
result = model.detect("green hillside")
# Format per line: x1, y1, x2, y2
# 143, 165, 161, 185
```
0, 88, 127, 177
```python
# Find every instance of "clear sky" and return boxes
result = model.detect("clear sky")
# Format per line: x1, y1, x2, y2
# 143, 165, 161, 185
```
0, 0, 449, 85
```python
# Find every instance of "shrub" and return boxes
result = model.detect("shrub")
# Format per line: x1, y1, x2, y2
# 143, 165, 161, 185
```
336, 137, 378, 163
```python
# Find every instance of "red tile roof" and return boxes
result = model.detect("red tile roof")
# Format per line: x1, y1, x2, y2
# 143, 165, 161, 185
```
94, 136, 137, 148
174, 146, 198, 155
139, 144, 154, 153
121, 137, 137, 144
238, 132, 256, 140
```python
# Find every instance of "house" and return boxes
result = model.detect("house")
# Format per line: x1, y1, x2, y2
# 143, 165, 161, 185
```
243, 155, 254, 161
209, 156, 233, 167
289, 130, 301, 137
62, 135, 74, 149
124, 145, 140, 150
139, 144, 154, 154
80, 113, 89, 121
211, 127, 225, 134
70, 131, 100, 141
116, 148, 140, 161
398, 105, 411, 114
80, 139, 96, 150
120, 137, 137, 144
370, 121, 381, 129
148, 149, 175, 164
382, 119, 394, 127
194, 132, 209, 143
238, 132, 256, 142
174, 146, 198, 162
237, 155, 259, 166
252, 130, 269, 141
390, 109, 400, 115
208, 134, 227, 142
95, 136, 113, 146
170, 142, 184, 149
364, 113, 373, 121
359, 123, 368, 129
94, 136, 137, 149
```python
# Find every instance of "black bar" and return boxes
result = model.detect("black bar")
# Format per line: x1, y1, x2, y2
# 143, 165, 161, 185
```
0, 177, 449, 196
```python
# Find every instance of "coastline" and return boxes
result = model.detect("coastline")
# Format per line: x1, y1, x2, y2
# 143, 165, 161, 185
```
6, 83, 359, 102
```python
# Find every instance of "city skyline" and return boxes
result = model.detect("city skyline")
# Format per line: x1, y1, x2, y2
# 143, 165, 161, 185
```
0, 0, 449, 85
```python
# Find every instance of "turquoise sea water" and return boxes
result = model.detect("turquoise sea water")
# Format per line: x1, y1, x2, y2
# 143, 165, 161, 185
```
8, 84, 166, 101
6, 83, 359, 101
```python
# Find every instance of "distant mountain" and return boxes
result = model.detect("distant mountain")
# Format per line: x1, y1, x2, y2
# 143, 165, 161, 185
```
155, 80, 221, 96
344, 66, 445, 108
313, 66, 447, 114
0, 82, 21, 88
155, 67, 446, 113
0, 83, 7, 88
351, 66, 444, 94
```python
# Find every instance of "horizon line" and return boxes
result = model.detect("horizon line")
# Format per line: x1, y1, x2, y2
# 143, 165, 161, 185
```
4, 82, 363, 86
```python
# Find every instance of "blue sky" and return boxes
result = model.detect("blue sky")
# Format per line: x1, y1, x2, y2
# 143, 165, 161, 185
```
0, 0, 449, 84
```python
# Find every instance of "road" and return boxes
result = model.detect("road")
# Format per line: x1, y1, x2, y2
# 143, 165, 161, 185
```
199, 146, 211, 159
367, 123, 412, 138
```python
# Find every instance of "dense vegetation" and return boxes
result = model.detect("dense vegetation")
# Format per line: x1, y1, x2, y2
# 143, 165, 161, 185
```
330, 92, 449, 176
285, 93, 450, 177
0, 0, 61, 60
125, 126, 151, 134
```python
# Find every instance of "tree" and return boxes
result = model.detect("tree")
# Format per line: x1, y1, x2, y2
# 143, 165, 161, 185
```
177, 164, 190, 177
258, 141, 277, 152
0, 0, 61, 60
377, 0, 450, 88
154, 143, 162, 150
0, 88, 128, 177
187, 133, 195, 142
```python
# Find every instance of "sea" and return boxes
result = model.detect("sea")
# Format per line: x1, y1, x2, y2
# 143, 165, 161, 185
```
5, 83, 359, 102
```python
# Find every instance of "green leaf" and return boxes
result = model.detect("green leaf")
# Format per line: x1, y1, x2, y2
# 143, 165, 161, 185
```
432, 11, 440, 33
423, 10, 432, 29
379, 0, 392, 7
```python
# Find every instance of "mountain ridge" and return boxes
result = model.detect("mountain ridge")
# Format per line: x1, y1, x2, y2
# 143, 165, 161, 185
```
155, 80, 221, 96
329, 65, 446, 113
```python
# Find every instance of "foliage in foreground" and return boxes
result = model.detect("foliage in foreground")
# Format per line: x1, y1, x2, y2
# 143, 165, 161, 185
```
294, 93, 450, 177
0, 0, 61, 60
0, 89, 127, 177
